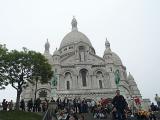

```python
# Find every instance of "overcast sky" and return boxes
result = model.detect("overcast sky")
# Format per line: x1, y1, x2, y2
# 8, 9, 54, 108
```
0, 0, 160, 103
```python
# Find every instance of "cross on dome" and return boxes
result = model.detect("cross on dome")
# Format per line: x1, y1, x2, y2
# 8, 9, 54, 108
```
71, 16, 78, 31
105, 37, 110, 49
45, 38, 50, 53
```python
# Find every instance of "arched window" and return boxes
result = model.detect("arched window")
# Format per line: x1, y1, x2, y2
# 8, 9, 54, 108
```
79, 46, 85, 61
67, 81, 70, 90
96, 71, 103, 78
99, 80, 103, 89
65, 72, 72, 79
64, 72, 72, 90
80, 69, 88, 87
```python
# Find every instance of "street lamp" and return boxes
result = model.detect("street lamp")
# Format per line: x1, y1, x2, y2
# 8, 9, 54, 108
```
34, 76, 41, 101
130, 97, 134, 118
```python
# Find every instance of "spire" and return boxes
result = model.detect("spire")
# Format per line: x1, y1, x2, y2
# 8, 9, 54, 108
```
71, 16, 78, 31
105, 37, 110, 50
45, 38, 50, 53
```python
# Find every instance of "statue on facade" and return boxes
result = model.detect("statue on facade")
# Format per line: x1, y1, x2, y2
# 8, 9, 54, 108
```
51, 71, 57, 87
155, 94, 160, 108
114, 69, 120, 88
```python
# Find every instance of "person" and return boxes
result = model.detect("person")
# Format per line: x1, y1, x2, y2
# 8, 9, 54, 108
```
8, 100, 13, 111
27, 98, 33, 112
2, 99, 6, 110
73, 98, 78, 113
112, 90, 127, 120
149, 103, 157, 120
42, 100, 47, 112
91, 100, 96, 113
44, 98, 49, 109
20, 99, 25, 111
50, 97, 55, 103
63, 97, 69, 109
56, 97, 62, 110
155, 94, 160, 108
36, 98, 41, 112
77, 98, 81, 113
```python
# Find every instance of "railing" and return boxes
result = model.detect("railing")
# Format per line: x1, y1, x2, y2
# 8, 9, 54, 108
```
42, 102, 57, 120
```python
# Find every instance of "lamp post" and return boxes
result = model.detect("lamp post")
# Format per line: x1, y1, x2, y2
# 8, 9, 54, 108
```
131, 97, 134, 117
34, 76, 40, 102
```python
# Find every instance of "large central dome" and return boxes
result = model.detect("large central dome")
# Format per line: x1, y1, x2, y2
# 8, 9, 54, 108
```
59, 17, 92, 49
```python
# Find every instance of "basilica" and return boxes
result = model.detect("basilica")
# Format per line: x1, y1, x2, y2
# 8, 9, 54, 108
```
21, 18, 147, 106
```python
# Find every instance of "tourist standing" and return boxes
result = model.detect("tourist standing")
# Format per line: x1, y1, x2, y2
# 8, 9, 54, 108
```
73, 98, 78, 113
20, 99, 25, 111
155, 94, 160, 108
37, 98, 41, 112
50, 97, 55, 103
2, 99, 6, 110
42, 100, 47, 112
63, 97, 69, 109
27, 98, 33, 112
112, 90, 128, 120
91, 100, 96, 113
77, 98, 81, 113
56, 97, 62, 110
2, 100, 8, 111
44, 98, 49, 109
8, 100, 13, 111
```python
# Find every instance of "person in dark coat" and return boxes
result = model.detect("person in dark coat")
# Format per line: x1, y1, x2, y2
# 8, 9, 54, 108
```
112, 90, 127, 120
27, 98, 33, 112
149, 103, 157, 120
56, 97, 62, 110
2, 99, 6, 110
73, 98, 78, 113
20, 99, 25, 111
63, 97, 69, 109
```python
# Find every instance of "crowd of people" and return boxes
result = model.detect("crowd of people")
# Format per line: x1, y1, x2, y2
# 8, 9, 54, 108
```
53, 90, 130, 120
1, 90, 160, 120
1, 98, 49, 112
1, 99, 14, 111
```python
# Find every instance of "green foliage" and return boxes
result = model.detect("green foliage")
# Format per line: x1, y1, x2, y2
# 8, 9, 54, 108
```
0, 111, 42, 120
0, 44, 8, 89
0, 47, 53, 110
2, 48, 53, 90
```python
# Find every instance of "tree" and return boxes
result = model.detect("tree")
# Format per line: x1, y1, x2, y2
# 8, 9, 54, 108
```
2, 48, 53, 110
0, 44, 8, 89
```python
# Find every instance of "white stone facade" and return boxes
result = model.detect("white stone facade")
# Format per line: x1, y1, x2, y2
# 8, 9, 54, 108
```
21, 18, 143, 103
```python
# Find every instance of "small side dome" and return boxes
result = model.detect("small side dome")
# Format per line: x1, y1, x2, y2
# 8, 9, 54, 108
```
53, 48, 60, 56
112, 52, 123, 65
104, 37, 112, 55
127, 72, 134, 80
103, 38, 122, 65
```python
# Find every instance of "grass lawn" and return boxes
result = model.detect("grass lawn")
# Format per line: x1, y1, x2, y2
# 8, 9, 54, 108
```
0, 110, 43, 120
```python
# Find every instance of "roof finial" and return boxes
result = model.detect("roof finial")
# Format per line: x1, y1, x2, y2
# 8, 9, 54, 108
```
105, 37, 110, 49
71, 16, 78, 31
45, 38, 50, 53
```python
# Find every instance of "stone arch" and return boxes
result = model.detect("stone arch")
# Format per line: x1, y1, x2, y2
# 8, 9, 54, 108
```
64, 72, 72, 90
79, 68, 89, 87
93, 68, 106, 76
61, 68, 77, 77
96, 71, 103, 78
93, 69, 110, 89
